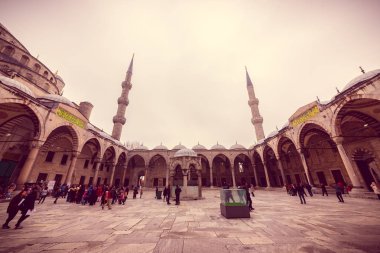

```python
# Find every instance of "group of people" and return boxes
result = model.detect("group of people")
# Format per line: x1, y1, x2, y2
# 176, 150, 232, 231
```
286, 181, 356, 204
160, 185, 182, 205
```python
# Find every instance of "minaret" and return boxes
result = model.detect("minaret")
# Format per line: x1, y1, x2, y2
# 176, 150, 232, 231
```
112, 54, 134, 140
246, 67, 265, 141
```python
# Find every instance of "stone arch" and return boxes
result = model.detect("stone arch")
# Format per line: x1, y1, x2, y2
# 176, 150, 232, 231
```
211, 153, 232, 187
252, 151, 267, 187
0, 103, 42, 186
147, 154, 167, 187
114, 152, 127, 187
125, 154, 146, 187
277, 136, 304, 185
198, 154, 211, 187
263, 145, 283, 187
233, 153, 254, 186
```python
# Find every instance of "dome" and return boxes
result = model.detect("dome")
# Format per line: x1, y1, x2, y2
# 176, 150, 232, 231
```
172, 143, 187, 150
211, 143, 226, 150
342, 69, 380, 92
192, 143, 207, 150
174, 148, 197, 158
230, 143, 246, 150
134, 144, 149, 150
0, 76, 36, 98
54, 73, 65, 83
38, 93, 74, 106
153, 143, 168, 150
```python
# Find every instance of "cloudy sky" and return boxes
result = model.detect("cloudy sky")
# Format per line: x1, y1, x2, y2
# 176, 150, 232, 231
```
1, 0, 379, 149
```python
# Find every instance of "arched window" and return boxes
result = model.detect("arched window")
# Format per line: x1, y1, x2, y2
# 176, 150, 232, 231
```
33, 63, 41, 73
20, 55, 30, 65
2, 46, 14, 56
43, 71, 48, 78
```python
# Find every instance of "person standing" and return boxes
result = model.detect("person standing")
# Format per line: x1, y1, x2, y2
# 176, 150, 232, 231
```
15, 187, 38, 229
53, 185, 61, 204
38, 187, 48, 204
296, 184, 306, 204
155, 186, 159, 199
370, 182, 380, 200
304, 183, 313, 197
321, 184, 328, 196
166, 185, 171, 205
175, 185, 182, 205
246, 184, 254, 211
335, 184, 344, 203
101, 187, 111, 210
163, 186, 167, 202
2, 190, 27, 229
139, 186, 143, 199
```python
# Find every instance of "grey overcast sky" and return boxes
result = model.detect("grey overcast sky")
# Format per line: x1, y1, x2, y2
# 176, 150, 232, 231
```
1, 0, 380, 149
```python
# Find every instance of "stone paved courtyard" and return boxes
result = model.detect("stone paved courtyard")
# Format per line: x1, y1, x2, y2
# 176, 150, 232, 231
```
0, 189, 379, 253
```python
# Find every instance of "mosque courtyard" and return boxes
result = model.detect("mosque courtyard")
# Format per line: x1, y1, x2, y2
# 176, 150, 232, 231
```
0, 189, 379, 253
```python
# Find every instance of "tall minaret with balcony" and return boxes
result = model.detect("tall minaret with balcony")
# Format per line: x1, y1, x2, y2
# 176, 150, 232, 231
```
246, 67, 265, 141
112, 55, 134, 140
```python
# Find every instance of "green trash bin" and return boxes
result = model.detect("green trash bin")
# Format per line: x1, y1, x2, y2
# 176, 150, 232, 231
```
156, 190, 162, 199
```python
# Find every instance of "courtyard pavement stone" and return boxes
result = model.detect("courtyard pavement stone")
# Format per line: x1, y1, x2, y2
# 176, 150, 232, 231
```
0, 189, 379, 253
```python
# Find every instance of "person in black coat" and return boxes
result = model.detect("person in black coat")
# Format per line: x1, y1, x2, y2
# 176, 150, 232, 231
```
15, 188, 37, 229
296, 184, 307, 204
175, 185, 182, 205
2, 190, 28, 229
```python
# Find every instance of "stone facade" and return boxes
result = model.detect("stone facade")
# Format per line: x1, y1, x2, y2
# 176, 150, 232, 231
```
0, 23, 379, 193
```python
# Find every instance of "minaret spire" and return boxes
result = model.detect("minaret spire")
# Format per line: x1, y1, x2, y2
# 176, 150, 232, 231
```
245, 67, 265, 141
112, 54, 134, 140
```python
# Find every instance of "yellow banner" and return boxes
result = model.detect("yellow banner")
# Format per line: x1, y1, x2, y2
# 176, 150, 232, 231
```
56, 107, 86, 128
291, 106, 320, 127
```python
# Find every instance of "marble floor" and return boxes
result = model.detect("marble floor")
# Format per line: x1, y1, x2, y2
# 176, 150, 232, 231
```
0, 189, 379, 253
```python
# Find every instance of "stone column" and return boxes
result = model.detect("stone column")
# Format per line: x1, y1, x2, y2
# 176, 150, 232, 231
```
121, 165, 127, 186
298, 150, 314, 186
65, 153, 78, 185
16, 144, 41, 189
109, 163, 116, 186
93, 162, 101, 184
209, 164, 214, 188
231, 164, 237, 188
197, 170, 202, 198
252, 162, 259, 187
263, 162, 271, 188
166, 166, 170, 187
144, 167, 149, 187
334, 137, 363, 189
277, 159, 286, 187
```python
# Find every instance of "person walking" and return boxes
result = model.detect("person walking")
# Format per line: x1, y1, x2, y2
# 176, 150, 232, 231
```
175, 185, 182, 205
155, 186, 159, 199
370, 182, 380, 200
101, 187, 112, 210
304, 183, 313, 197
166, 185, 171, 205
335, 184, 344, 203
321, 184, 328, 196
53, 185, 61, 204
38, 187, 48, 204
296, 184, 306, 204
163, 186, 167, 202
139, 186, 143, 199
15, 187, 38, 229
2, 190, 27, 229
246, 183, 254, 211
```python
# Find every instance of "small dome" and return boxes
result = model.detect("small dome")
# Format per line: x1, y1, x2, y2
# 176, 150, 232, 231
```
38, 93, 74, 106
172, 143, 187, 150
0, 76, 36, 98
134, 144, 149, 150
342, 69, 380, 92
192, 143, 207, 150
211, 143, 226, 150
153, 143, 168, 150
174, 148, 197, 158
54, 73, 65, 83
230, 143, 246, 150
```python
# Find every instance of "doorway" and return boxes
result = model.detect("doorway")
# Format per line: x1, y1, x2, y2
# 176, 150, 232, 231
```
355, 160, 375, 191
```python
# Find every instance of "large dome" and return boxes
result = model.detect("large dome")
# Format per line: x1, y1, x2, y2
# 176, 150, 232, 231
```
172, 143, 187, 150
211, 143, 226, 150
38, 93, 74, 106
342, 69, 380, 92
174, 148, 197, 158
0, 76, 36, 98
192, 143, 207, 150
230, 143, 246, 150
153, 143, 168, 150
